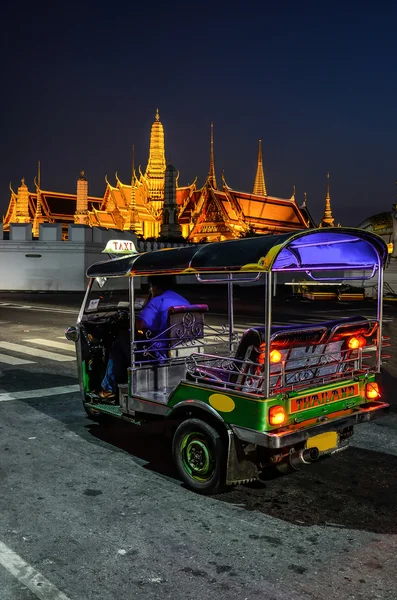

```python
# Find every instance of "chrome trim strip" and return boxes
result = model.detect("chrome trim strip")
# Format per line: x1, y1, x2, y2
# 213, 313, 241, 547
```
128, 396, 169, 416
231, 404, 389, 449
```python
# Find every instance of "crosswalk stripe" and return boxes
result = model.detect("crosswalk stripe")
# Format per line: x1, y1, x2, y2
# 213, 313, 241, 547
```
0, 353, 34, 365
0, 384, 80, 402
0, 342, 75, 362
57, 336, 73, 343
23, 338, 76, 352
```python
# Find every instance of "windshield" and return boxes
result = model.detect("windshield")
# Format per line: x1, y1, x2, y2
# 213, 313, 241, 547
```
85, 277, 130, 314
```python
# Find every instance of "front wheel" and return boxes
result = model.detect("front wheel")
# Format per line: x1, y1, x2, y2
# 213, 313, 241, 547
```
172, 418, 227, 495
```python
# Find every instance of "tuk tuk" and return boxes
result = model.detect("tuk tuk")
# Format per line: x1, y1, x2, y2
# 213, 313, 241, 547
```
66, 228, 390, 494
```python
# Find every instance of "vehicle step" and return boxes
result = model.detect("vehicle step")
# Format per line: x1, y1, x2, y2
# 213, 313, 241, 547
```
87, 402, 142, 425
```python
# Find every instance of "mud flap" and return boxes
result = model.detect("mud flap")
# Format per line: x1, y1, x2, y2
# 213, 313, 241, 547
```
226, 430, 259, 485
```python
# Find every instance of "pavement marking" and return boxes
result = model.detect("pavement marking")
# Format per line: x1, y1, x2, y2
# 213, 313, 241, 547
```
0, 302, 77, 314
0, 353, 34, 365
0, 342, 75, 362
0, 540, 72, 600
0, 384, 79, 402
23, 338, 76, 352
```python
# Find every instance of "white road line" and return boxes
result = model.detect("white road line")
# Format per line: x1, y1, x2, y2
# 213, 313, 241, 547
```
0, 353, 34, 365
0, 384, 79, 402
23, 338, 76, 352
0, 303, 77, 314
0, 540, 72, 600
0, 342, 75, 362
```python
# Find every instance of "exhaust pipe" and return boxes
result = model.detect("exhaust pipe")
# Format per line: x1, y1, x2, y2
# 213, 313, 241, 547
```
289, 447, 320, 470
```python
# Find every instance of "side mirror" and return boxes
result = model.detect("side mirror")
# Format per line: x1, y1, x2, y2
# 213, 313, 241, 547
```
65, 326, 79, 343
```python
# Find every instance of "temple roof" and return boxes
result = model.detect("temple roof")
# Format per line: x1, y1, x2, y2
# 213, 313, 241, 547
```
3, 190, 102, 228
183, 181, 310, 238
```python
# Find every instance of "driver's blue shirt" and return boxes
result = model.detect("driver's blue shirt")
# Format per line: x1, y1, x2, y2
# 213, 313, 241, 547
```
139, 290, 189, 337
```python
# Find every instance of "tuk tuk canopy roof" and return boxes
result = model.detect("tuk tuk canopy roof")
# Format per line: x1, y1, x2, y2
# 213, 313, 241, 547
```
86, 228, 388, 278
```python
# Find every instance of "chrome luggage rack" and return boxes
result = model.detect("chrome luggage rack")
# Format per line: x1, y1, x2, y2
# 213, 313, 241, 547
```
185, 318, 389, 397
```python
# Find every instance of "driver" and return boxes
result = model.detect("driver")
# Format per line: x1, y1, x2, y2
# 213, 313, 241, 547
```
97, 275, 189, 400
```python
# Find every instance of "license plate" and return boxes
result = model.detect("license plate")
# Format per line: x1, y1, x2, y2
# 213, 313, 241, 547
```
306, 431, 338, 452
290, 383, 359, 413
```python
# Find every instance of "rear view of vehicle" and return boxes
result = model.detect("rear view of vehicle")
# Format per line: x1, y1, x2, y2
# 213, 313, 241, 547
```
224, 314, 389, 474
179, 229, 390, 489
67, 228, 390, 495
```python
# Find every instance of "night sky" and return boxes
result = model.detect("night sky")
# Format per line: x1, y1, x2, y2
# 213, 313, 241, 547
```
2, 1, 397, 226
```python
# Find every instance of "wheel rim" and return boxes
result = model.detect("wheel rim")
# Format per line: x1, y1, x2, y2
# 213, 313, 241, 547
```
180, 432, 215, 482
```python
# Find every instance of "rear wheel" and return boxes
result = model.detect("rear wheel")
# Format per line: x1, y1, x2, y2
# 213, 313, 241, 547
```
172, 418, 227, 495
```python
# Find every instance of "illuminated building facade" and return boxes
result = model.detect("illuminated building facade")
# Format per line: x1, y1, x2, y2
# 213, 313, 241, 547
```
3, 110, 320, 241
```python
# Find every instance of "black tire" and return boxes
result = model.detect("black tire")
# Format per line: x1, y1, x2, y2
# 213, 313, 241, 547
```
172, 418, 227, 495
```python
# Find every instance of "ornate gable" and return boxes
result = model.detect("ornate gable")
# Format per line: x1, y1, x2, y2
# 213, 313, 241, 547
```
189, 188, 239, 242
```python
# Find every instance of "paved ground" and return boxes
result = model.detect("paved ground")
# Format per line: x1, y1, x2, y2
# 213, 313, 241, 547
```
0, 294, 396, 599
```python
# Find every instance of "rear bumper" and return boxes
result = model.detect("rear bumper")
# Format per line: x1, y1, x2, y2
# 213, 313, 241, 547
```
231, 402, 389, 449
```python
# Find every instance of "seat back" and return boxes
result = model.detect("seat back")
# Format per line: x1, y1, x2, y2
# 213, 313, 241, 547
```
168, 304, 208, 357
135, 304, 209, 362
230, 328, 264, 392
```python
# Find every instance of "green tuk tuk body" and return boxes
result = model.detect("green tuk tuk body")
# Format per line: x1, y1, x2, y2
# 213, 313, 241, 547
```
67, 229, 390, 494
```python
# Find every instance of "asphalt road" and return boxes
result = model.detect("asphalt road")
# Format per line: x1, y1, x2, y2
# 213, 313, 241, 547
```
0, 294, 397, 600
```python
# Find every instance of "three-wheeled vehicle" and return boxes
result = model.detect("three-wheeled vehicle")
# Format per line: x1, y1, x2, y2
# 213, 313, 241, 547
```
66, 228, 390, 494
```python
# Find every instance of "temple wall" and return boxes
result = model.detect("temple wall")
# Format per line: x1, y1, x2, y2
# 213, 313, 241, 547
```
0, 225, 189, 292
0, 225, 137, 292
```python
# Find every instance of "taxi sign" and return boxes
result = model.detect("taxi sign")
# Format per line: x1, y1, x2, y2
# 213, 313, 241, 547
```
102, 239, 138, 255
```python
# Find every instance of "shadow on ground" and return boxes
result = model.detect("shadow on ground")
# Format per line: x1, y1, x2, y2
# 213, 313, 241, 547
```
84, 417, 397, 535
7, 344, 397, 537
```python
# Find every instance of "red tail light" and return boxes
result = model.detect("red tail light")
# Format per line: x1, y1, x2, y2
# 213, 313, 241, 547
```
269, 405, 286, 425
366, 382, 380, 400
347, 335, 366, 349
269, 349, 282, 364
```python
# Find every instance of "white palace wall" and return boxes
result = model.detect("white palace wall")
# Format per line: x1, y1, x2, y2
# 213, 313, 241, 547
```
0, 224, 189, 292
0, 224, 135, 292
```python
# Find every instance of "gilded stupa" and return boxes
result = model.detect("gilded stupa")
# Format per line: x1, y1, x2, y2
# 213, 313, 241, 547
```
319, 172, 335, 227
2, 110, 317, 241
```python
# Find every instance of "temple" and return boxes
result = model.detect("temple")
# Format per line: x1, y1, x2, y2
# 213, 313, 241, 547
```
319, 172, 335, 227
3, 110, 320, 241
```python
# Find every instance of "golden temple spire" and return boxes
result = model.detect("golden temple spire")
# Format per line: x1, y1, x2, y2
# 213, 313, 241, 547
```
207, 122, 217, 188
74, 170, 89, 225
320, 172, 335, 227
131, 145, 136, 185
252, 140, 267, 196
15, 177, 30, 223
144, 109, 166, 202
33, 161, 43, 236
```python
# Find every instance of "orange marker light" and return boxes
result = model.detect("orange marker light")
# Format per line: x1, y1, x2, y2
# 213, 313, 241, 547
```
270, 349, 282, 363
366, 382, 380, 400
269, 405, 286, 426
347, 335, 366, 349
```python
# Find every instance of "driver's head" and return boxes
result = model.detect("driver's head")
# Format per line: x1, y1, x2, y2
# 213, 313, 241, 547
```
149, 275, 175, 297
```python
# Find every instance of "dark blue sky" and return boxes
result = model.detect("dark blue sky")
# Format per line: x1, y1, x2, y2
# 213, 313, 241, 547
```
1, 0, 396, 225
